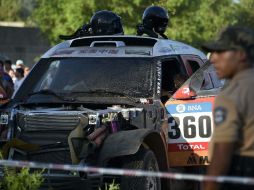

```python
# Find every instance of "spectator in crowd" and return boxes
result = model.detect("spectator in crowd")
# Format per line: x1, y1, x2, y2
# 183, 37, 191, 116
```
24, 66, 30, 77
4, 60, 17, 84
0, 60, 14, 88
14, 68, 24, 91
8, 69, 16, 83
0, 61, 13, 98
4, 59, 12, 74
0, 76, 7, 99
0, 83, 7, 98
16, 59, 25, 70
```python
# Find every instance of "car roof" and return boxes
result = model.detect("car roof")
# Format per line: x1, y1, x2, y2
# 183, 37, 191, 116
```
42, 35, 207, 60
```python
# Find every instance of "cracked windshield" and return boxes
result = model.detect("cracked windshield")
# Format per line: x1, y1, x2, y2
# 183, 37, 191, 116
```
33, 58, 154, 98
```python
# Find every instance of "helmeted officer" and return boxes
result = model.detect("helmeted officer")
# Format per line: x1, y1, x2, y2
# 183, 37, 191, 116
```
137, 6, 169, 39
89, 10, 124, 35
202, 26, 254, 190
59, 10, 123, 40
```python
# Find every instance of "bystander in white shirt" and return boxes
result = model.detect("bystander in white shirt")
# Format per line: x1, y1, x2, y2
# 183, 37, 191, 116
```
14, 78, 24, 91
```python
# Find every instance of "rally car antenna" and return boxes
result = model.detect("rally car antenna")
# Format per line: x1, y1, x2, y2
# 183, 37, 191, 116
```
59, 10, 124, 40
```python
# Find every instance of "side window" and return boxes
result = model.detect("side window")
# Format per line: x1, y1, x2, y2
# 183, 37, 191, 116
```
210, 71, 224, 88
181, 55, 204, 75
160, 58, 188, 104
200, 64, 224, 90
188, 60, 200, 73
201, 72, 213, 90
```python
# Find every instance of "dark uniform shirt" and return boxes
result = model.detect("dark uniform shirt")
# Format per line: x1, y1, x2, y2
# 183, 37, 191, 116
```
210, 68, 254, 157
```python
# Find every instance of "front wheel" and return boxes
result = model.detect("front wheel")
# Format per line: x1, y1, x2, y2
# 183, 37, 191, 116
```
120, 147, 161, 190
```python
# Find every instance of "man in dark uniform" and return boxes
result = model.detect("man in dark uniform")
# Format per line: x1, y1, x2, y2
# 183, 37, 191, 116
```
0, 60, 13, 98
202, 26, 254, 190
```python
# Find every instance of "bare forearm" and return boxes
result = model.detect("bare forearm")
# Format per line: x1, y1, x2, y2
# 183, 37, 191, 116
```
203, 142, 235, 190
207, 150, 232, 175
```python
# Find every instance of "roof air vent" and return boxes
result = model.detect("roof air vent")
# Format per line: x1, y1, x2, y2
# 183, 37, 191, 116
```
90, 41, 125, 47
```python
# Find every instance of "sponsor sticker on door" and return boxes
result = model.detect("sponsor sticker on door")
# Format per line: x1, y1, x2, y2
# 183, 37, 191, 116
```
165, 98, 215, 166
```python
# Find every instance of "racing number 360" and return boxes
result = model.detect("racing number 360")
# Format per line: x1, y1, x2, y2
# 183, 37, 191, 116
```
168, 116, 212, 139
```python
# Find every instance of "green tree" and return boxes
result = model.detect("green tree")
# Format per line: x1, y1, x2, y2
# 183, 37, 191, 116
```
31, 0, 254, 47
0, 0, 23, 21
235, 0, 254, 30
32, 0, 94, 44
158, 0, 237, 47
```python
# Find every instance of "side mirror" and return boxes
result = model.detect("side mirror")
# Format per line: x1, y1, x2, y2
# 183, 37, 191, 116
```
172, 85, 197, 100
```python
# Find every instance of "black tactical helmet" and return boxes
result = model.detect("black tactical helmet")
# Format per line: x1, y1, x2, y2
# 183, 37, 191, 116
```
142, 6, 169, 34
90, 10, 124, 35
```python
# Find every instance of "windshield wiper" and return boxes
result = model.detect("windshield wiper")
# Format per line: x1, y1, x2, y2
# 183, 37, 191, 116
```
69, 89, 139, 103
28, 89, 76, 102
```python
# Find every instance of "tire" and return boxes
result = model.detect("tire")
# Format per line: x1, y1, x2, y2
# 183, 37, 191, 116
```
120, 148, 161, 190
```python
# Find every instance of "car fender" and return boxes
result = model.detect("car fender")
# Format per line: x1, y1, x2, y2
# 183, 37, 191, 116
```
98, 128, 168, 171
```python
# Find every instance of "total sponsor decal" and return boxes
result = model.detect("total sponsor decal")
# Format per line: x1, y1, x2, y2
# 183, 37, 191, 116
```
168, 142, 208, 152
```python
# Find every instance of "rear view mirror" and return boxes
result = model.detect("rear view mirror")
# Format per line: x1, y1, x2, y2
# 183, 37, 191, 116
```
173, 85, 197, 100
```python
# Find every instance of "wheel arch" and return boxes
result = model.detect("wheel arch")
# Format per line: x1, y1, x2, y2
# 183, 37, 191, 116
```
98, 129, 168, 167
98, 129, 169, 189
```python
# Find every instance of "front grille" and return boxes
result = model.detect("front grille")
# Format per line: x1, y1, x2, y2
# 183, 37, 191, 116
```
17, 111, 88, 131
12, 110, 90, 176
11, 147, 72, 164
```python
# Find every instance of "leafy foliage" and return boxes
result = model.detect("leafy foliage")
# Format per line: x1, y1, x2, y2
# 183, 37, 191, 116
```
235, 0, 254, 29
1, 0, 254, 47
0, 153, 44, 190
0, 167, 44, 190
31, 0, 94, 44
101, 180, 120, 190
0, 0, 23, 21
159, 0, 238, 47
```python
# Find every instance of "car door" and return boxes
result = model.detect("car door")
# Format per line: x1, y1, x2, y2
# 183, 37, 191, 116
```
164, 62, 224, 167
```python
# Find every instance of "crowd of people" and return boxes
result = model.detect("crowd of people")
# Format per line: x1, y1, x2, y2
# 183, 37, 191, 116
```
0, 58, 30, 99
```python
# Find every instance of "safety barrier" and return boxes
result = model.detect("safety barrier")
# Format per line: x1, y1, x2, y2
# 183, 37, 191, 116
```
0, 159, 254, 185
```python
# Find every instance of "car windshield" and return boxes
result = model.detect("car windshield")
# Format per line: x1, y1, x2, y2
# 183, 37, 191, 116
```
31, 57, 155, 98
